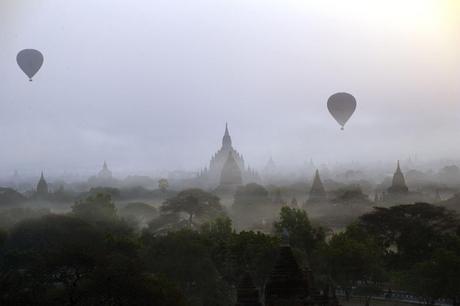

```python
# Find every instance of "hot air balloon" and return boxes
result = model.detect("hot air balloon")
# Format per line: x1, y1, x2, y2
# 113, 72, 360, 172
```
327, 92, 356, 130
17, 49, 44, 81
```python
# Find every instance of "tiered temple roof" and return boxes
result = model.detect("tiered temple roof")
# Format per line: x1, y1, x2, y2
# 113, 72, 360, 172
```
36, 172, 49, 196
307, 169, 327, 204
264, 245, 311, 305
387, 161, 408, 194
220, 151, 243, 187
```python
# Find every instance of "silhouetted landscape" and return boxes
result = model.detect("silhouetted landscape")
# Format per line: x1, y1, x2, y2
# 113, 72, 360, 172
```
1, 1, 460, 305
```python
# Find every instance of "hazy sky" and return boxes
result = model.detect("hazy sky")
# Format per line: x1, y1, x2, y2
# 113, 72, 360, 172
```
0, 0, 459, 175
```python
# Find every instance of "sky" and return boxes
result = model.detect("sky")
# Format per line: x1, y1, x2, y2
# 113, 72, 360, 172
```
0, 0, 459, 176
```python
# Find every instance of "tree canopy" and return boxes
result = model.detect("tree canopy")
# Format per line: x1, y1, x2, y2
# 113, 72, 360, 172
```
161, 189, 225, 229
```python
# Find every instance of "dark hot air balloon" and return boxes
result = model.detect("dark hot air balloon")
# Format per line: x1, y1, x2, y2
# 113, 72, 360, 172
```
17, 49, 44, 81
327, 92, 357, 130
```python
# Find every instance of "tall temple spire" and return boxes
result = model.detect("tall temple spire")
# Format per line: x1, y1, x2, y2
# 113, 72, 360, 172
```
222, 122, 232, 149
388, 160, 409, 194
36, 171, 49, 196
264, 241, 310, 304
308, 169, 327, 204
98, 161, 113, 179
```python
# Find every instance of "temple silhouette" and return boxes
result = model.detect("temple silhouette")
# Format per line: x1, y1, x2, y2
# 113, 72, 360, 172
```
236, 233, 339, 306
305, 169, 328, 207
197, 123, 259, 190
87, 161, 117, 187
376, 161, 425, 204
35, 172, 49, 198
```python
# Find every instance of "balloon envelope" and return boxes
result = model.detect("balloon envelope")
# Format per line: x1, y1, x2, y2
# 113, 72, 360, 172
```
17, 49, 44, 81
327, 92, 357, 130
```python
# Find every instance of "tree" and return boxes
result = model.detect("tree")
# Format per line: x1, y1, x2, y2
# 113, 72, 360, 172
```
83, 187, 121, 200
0, 207, 50, 229
201, 217, 234, 242
273, 207, 326, 256
2, 214, 105, 306
120, 202, 158, 227
201, 218, 279, 288
358, 203, 460, 269
331, 186, 372, 207
0, 188, 27, 207
72, 193, 118, 223
147, 213, 186, 235
161, 189, 224, 229
324, 224, 386, 304
225, 230, 279, 286
158, 178, 170, 193
233, 184, 270, 209
404, 242, 460, 306
232, 183, 272, 228
141, 229, 232, 306
1, 214, 187, 306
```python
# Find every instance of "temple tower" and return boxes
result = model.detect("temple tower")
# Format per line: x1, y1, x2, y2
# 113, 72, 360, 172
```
307, 170, 327, 204
222, 122, 232, 150
387, 161, 408, 194
36, 172, 49, 197
98, 161, 113, 180
264, 231, 312, 306
216, 151, 243, 194
199, 123, 259, 188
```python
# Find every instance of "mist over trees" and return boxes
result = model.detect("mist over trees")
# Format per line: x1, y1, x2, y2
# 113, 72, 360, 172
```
1, 1, 460, 304
0, 180, 459, 305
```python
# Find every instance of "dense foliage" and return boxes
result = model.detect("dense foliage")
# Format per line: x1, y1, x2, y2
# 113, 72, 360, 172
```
0, 190, 458, 306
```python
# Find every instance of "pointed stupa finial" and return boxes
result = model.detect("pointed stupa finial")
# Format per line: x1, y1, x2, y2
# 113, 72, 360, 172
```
308, 169, 327, 203
222, 122, 232, 149
388, 160, 408, 194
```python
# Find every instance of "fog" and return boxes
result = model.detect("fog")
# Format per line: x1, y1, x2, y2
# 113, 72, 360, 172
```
1, 0, 459, 177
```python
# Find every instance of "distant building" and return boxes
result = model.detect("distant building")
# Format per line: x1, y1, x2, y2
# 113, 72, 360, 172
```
265, 245, 310, 304
36, 172, 49, 196
215, 151, 244, 194
382, 161, 425, 204
88, 162, 118, 187
387, 161, 409, 194
197, 124, 259, 189
289, 197, 299, 208
262, 157, 278, 183
306, 169, 328, 205
98, 161, 113, 180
